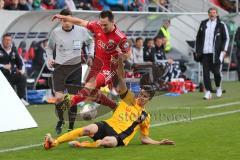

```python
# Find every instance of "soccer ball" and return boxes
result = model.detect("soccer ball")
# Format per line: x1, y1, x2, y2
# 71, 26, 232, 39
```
78, 102, 98, 121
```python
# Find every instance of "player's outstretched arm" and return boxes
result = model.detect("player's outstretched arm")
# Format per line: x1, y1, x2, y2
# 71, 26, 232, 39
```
141, 136, 175, 145
116, 55, 128, 94
52, 14, 89, 28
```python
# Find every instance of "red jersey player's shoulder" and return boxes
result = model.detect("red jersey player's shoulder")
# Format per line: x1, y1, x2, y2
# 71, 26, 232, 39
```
87, 20, 101, 33
87, 20, 98, 26
114, 27, 126, 39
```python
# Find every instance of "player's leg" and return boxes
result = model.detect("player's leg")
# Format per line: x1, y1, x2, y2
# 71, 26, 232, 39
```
44, 123, 99, 150
93, 89, 117, 109
99, 136, 118, 148
66, 65, 117, 109
69, 136, 118, 148
55, 91, 65, 134
65, 64, 82, 131
91, 69, 117, 109
68, 121, 119, 148
13, 73, 27, 100
70, 78, 96, 106
52, 65, 67, 134
69, 56, 103, 105
70, 74, 117, 110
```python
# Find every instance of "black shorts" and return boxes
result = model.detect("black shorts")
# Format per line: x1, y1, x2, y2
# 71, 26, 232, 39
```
92, 121, 124, 146
52, 63, 82, 92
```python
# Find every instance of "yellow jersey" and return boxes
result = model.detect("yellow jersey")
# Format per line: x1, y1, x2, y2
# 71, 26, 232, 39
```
105, 90, 150, 145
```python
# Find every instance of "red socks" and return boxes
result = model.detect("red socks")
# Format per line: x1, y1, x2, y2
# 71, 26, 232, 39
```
71, 88, 90, 106
94, 90, 117, 110
71, 88, 117, 110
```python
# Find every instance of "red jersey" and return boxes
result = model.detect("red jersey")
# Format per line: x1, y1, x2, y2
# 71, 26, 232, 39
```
87, 21, 130, 69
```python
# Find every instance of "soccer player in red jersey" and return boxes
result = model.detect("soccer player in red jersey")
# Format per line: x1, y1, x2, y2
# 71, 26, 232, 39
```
52, 10, 132, 109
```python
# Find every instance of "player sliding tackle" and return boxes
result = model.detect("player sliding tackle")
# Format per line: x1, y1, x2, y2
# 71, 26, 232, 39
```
52, 10, 131, 111
44, 55, 175, 149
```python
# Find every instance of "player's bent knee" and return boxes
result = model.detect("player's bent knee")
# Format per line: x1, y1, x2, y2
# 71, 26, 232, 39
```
83, 124, 98, 136
101, 136, 118, 148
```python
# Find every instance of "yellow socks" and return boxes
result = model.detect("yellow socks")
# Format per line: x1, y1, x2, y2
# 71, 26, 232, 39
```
56, 128, 84, 144
80, 140, 101, 148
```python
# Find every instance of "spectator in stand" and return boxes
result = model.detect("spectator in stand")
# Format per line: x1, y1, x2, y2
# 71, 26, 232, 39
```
19, 0, 32, 10
158, 19, 171, 53
153, 36, 178, 84
158, 0, 169, 11
92, 0, 103, 10
104, 0, 125, 11
73, 0, 92, 10
5, 0, 31, 10
26, 0, 33, 10
154, 36, 173, 63
28, 41, 38, 60
0, 0, 5, 10
128, 0, 143, 11
4, 0, 12, 6
18, 41, 28, 59
65, 0, 77, 10
41, 0, 56, 10
218, 0, 237, 12
32, 0, 41, 10
0, 33, 29, 106
55, 0, 65, 9
32, 39, 48, 78
154, 36, 166, 61
129, 37, 144, 64
128, 37, 154, 82
143, 38, 155, 63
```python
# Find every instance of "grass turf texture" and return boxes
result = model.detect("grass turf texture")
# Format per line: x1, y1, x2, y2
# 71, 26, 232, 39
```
0, 81, 240, 160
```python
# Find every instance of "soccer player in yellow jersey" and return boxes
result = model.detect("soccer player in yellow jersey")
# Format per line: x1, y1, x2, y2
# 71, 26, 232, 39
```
44, 55, 175, 149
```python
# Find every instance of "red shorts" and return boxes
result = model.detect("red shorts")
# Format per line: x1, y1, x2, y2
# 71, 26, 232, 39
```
86, 63, 117, 89
85, 56, 118, 89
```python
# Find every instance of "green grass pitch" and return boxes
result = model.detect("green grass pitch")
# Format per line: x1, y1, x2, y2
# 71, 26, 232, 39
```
0, 82, 240, 160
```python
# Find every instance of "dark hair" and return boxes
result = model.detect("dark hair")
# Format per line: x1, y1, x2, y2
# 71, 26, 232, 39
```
136, 37, 143, 42
141, 85, 155, 100
2, 33, 12, 39
154, 36, 163, 42
99, 10, 114, 21
208, 7, 218, 14
60, 9, 72, 16
146, 38, 153, 43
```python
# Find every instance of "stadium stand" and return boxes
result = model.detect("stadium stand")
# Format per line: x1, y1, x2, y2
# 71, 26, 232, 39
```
1, 0, 240, 105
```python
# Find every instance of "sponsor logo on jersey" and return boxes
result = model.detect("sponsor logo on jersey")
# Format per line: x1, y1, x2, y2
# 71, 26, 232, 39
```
97, 40, 117, 53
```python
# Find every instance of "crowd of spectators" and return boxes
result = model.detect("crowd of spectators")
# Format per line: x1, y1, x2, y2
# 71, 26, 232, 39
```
0, 0, 169, 11
125, 34, 184, 88
210, 0, 239, 13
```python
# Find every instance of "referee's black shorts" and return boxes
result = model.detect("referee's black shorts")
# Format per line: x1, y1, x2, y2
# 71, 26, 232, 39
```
92, 121, 124, 146
52, 62, 82, 92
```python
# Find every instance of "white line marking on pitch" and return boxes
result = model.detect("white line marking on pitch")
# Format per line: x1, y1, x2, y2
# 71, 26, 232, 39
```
1, 109, 240, 153
151, 109, 240, 127
0, 144, 42, 153
206, 101, 240, 109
